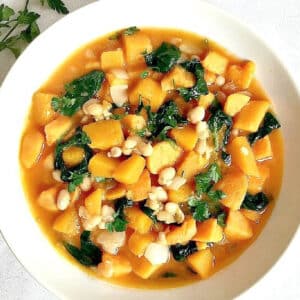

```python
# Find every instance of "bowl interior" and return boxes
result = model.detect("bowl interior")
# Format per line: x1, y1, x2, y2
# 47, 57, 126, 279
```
0, 0, 299, 299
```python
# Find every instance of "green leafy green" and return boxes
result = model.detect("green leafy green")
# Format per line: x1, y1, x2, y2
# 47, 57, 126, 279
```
248, 112, 281, 145
140, 202, 158, 224
94, 176, 107, 183
221, 151, 231, 166
161, 272, 177, 278
0, 5, 15, 21
241, 192, 269, 212
207, 190, 226, 202
188, 197, 210, 222
170, 241, 198, 261
140, 70, 149, 79
123, 26, 140, 35
64, 231, 102, 266
144, 42, 181, 73
40, 0, 69, 14
52, 70, 105, 116
216, 211, 227, 227
54, 128, 93, 192
178, 59, 208, 101
106, 198, 133, 232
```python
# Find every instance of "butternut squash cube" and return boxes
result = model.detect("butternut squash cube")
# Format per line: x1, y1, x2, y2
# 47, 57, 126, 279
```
214, 169, 248, 210
126, 169, 151, 201
234, 101, 269, 132
177, 151, 208, 181
247, 164, 270, 194
147, 141, 182, 174
99, 253, 132, 277
53, 208, 80, 235
125, 207, 153, 234
224, 93, 250, 117
83, 120, 124, 150
170, 125, 198, 151
123, 31, 152, 66
224, 210, 253, 241
122, 114, 146, 135
202, 51, 229, 75
240, 209, 261, 223
106, 185, 127, 201
20, 129, 44, 168
193, 219, 223, 243
226, 61, 256, 89
129, 78, 166, 112
132, 256, 161, 279
88, 152, 120, 178
252, 136, 273, 161
227, 136, 260, 177
32, 92, 57, 126
62, 146, 85, 167
168, 183, 193, 203
100, 49, 125, 71
44, 116, 72, 146
174, 95, 194, 115
161, 65, 195, 91
128, 231, 156, 257
166, 217, 197, 245
199, 92, 215, 109
113, 154, 145, 184
187, 249, 214, 278
85, 188, 104, 216
37, 186, 59, 212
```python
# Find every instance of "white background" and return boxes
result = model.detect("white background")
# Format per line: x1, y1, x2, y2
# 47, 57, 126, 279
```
0, 0, 299, 299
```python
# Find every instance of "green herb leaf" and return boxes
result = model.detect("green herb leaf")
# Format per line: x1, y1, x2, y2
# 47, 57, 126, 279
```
52, 70, 105, 116
41, 0, 69, 14
144, 42, 181, 73
207, 190, 226, 201
17, 10, 40, 25
178, 59, 208, 101
123, 26, 140, 36
161, 272, 177, 278
217, 211, 227, 227
0, 5, 15, 21
94, 176, 107, 183
140, 205, 158, 224
20, 21, 40, 43
248, 112, 281, 144
64, 231, 102, 266
170, 241, 198, 261
188, 197, 210, 222
241, 192, 269, 211
140, 70, 149, 79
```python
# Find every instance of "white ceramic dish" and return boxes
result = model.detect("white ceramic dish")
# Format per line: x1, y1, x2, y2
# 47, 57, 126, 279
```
0, 0, 299, 299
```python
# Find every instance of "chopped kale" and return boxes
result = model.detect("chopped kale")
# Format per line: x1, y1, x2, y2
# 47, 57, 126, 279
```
241, 192, 269, 211
171, 241, 198, 261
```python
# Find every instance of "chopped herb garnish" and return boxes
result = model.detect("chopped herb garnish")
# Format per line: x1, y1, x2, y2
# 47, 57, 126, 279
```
140, 70, 149, 79
171, 241, 198, 261
94, 176, 107, 183
216, 211, 227, 227
188, 197, 210, 222
140, 202, 158, 224
52, 70, 105, 116
108, 31, 121, 40
162, 272, 177, 278
41, 0, 69, 15
207, 190, 226, 202
144, 42, 181, 73
248, 112, 281, 145
54, 128, 93, 192
124, 26, 140, 35
64, 231, 102, 266
135, 128, 148, 137
241, 192, 269, 211
178, 59, 209, 101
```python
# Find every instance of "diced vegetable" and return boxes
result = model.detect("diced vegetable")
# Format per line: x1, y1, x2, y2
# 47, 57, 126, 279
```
199, 92, 215, 109
234, 101, 270, 132
44, 116, 72, 146
131, 255, 161, 279
202, 51, 228, 74
193, 218, 223, 243
247, 164, 270, 194
240, 209, 261, 223
99, 253, 132, 277
85, 188, 104, 216
122, 114, 146, 135
224, 93, 250, 117
53, 207, 80, 235
224, 210, 253, 241
106, 185, 126, 201
100, 49, 125, 70
83, 119, 124, 150
126, 169, 151, 201
125, 206, 153, 234
20, 129, 44, 168
32, 92, 57, 125
227, 136, 260, 177
170, 125, 198, 151
147, 141, 182, 174
128, 231, 156, 257
214, 169, 248, 210
186, 249, 214, 278
62, 146, 85, 167
113, 154, 145, 184
252, 136, 273, 161
37, 186, 59, 212
226, 61, 255, 89
166, 217, 197, 245
129, 78, 166, 112
168, 183, 193, 203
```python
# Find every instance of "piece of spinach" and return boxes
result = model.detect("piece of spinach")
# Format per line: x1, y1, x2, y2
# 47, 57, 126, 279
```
216, 211, 227, 227
123, 26, 140, 36
161, 272, 177, 278
248, 112, 281, 144
178, 59, 208, 101
144, 42, 181, 73
221, 150, 232, 166
171, 241, 198, 261
54, 128, 93, 192
52, 70, 105, 116
241, 192, 269, 211
106, 198, 133, 232
64, 231, 102, 266
139, 201, 158, 224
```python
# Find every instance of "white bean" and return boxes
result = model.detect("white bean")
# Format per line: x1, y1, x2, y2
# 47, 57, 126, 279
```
158, 167, 176, 186
57, 189, 70, 211
187, 106, 205, 124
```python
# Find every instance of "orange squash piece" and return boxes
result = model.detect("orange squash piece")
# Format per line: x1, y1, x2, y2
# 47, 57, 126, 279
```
53, 207, 80, 235
247, 163, 270, 194
240, 209, 261, 223
202, 51, 229, 75
100, 49, 125, 70
187, 249, 214, 278
170, 125, 198, 151
131, 255, 161, 279
193, 219, 223, 243
37, 186, 59, 212
224, 93, 250, 117
125, 207, 153, 234
128, 231, 156, 257
99, 253, 132, 277
62, 146, 85, 167
252, 136, 273, 161
199, 92, 215, 109
122, 114, 146, 135
126, 169, 151, 201
85, 188, 104, 216
106, 185, 127, 201
168, 183, 193, 203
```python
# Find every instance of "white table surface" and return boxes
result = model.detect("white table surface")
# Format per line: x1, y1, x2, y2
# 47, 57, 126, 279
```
0, 0, 299, 299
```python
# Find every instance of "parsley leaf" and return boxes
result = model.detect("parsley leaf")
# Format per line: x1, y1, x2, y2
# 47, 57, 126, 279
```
0, 5, 15, 21
170, 241, 198, 261
40, 0, 69, 15
144, 42, 181, 73
248, 112, 281, 145
188, 197, 210, 222
207, 190, 226, 202
241, 192, 269, 211
216, 211, 227, 227
140, 70, 149, 79
123, 26, 140, 35
17, 10, 40, 24
64, 231, 102, 266
52, 70, 105, 116
178, 59, 208, 101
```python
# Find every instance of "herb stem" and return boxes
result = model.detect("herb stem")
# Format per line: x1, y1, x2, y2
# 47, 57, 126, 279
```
25, 0, 30, 10
1, 22, 19, 42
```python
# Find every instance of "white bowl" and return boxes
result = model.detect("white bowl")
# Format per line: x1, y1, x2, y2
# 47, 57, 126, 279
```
0, 0, 299, 299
